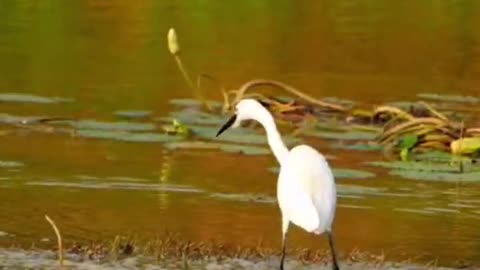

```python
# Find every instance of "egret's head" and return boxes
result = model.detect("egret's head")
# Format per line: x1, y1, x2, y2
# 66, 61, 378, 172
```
216, 99, 269, 137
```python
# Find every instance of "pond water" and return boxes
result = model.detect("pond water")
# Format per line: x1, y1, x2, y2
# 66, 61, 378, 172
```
1, 0, 480, 268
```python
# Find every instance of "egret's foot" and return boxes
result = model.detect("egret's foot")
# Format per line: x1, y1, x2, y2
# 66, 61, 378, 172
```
332, 262, 340, 270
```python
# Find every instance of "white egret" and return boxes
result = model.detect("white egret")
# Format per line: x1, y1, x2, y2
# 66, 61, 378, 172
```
216, 99, 340, 270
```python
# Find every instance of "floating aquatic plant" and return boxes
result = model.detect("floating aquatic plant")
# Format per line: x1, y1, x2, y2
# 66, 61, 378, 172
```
0, 93, 73, 104
75, 129, 179, 143
0, 160, 24, 168
164, 141, 270, 155
417, 93, 479, 104
113, 110, 152, 119
269, 167, 375, 179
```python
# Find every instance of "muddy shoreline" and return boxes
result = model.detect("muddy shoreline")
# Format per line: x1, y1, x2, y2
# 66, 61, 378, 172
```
0, 247, 474, 270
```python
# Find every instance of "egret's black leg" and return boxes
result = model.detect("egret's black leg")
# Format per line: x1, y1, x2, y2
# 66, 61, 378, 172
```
280, 219, 289, 270
327, 231, 340, 270
280, 236, 287, 270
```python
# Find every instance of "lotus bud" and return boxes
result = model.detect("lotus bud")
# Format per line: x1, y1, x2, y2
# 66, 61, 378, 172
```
167, 28, 180, 55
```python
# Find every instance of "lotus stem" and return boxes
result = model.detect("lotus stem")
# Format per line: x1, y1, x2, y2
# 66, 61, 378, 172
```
167, 28, 211, 111
45, 215, 63, 267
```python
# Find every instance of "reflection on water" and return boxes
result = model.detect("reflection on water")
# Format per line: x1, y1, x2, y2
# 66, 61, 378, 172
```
1, 0, 480, 267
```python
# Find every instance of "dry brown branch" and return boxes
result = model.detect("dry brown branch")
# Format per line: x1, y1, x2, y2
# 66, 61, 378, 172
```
374, 106, 415, 121
231, 79, 347, 112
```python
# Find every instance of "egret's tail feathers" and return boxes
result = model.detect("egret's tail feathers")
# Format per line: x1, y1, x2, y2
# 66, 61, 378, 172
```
287, 203, 320, 233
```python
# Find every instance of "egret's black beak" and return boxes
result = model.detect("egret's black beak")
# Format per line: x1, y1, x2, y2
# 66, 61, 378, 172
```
216, 114, 237, 137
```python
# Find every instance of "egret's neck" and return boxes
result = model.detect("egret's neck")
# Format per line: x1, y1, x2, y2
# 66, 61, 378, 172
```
255, 111, 289, 165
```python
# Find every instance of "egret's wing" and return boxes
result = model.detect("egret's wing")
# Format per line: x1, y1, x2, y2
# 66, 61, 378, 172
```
310, 156, 336, 233
278, 163, 320, 233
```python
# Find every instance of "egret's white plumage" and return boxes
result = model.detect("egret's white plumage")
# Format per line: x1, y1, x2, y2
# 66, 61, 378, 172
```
216, 99, 340, 270
278, 145, 336, 234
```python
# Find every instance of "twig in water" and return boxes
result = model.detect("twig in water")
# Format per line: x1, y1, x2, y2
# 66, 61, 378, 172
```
44, 215, 63, 267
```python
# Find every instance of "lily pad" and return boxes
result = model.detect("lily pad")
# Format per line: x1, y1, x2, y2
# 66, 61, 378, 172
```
389, 169, 480, 183
394, 208, 436, 215
338, 204, 373, 209
413, 151, 474, 164
423, 207, 460, 214
331, 143, 383, 151
76, 129, 179, 143
304, 130, 377, 141
336, 184, 388, 196
366, 161, 464, 173
417, 93, 479, 103
0, 161, 24, 168
164, 110, 226, 126
0, 113, 57, 125
0, 93, 73, 104
192, 125, 299, 146
448, 203, 476, 209
268, 167, 375, 179
322, 97, 356, 107
169, 98, 222, 108
164, 141, 270, 155
113, 110, 152, 119
66, 120, 156, 132
332, 168, 376, 179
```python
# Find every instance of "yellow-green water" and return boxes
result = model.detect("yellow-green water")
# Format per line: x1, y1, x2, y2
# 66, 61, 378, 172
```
1, 0, 480, 267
